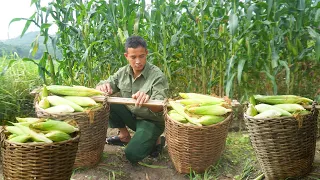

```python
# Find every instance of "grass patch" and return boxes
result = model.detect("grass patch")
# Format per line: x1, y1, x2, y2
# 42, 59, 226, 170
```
0, 58, 43, 123
187, 132, 260, 180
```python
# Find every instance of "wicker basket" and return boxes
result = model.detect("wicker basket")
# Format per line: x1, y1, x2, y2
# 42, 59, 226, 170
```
34, 95, 109, 168
0, 127, 79, 180
244, 104, 319, 180
164, 106, 232, 174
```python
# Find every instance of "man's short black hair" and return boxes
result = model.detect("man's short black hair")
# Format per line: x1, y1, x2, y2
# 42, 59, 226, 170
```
125, 36, 147, 52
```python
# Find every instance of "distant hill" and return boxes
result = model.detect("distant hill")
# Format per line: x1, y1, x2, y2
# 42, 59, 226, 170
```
0, 31, 61, 59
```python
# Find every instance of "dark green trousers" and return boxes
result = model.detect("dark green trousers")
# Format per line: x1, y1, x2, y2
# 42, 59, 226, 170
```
109, 104, 165, 163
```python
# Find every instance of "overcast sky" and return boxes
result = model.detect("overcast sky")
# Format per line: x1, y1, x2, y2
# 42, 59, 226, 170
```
0, 0, 41, 40
0, 0, 152, 41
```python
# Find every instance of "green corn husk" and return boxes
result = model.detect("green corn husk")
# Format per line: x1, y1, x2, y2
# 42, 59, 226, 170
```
168, 112, 188, 123
47, 95, 84, 112
273, 104, 305, 112
187, 105, 232, 116
39, 97, 50, 109
168, 110, 178, 115
5, 126, 25, 135
13, 123, 53, 143
197, 115, 225, 126
8, 134, 19, 140
46, 85, 104, 97
63, 96, 97, 107
45, 130, 72, 142
8, 134, 31, 143
178, 93, 225, 103
253, 95, 313, 105
176, 99, 223, 106
253, 109, 282, 119
255, 104, 292, 116
41, 84, 49, 99
16, 117, 42, 123
246, 104, 258, 116
249, 96, 256, 106
31, 119, 79, 134
168, 101, 202, 126
44, 104, 75, 114
293, 110, 311, 116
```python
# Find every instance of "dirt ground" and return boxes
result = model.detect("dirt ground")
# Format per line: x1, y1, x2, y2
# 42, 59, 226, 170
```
71, 133, 320, 180
2, 128, 320, 180
70, 128, 320, 180
70, 128, 191, 180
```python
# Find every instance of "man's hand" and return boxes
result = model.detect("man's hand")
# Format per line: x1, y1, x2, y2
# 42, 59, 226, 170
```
96, 83, 113, 95
132, 91, 150, 107
131, 91, 163, 112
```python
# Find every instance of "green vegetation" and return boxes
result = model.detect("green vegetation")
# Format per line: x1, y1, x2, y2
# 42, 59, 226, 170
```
0, 0, 319, 177
3, 0, 317, 99
0, 57, 42, 121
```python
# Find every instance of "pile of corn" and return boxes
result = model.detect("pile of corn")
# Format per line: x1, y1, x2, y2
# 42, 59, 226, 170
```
168, 93, 232, 126
37, 85, 104, 114
245, 95, 313, 118
3, 117, 79, 143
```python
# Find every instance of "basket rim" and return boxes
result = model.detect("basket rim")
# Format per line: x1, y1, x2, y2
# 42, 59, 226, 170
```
165, 112, 232, 129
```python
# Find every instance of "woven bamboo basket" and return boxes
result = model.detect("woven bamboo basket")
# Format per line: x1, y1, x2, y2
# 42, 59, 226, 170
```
164, 105, 232, 174
34, 95, 109, 168
0, 127, 79, 180
244, 103, 319, 180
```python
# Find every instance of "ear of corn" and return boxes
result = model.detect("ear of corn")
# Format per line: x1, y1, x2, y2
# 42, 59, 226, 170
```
46, 85, 104, 96
253, 109, 282, 119
197, 115, 225, 126
168, 110, 178, 115
41, 84, 49, 99
47, 95, 84, 112
168, 101, 202, 126
176, 98, 223, 106
293, 110, 311, 116
168, 112, 188, 123
246, 104, 258, 116
8, 134, 19, 140
179, 93, 225, 103
187, 105, 231, 116
30, 119, 79, 134
38, 97, 51, 109
254, 95, 313, 105
16, 117, 41, 123
44, 104, 75, 114
5, 126, 25, 135
273, 104, 306, 112
255, 104, 292, 116
13, 123, 53, 143
249, 96, 256, 106
45, 130, 72, 142
63, 96, 97, 106
8, 134, 31, 143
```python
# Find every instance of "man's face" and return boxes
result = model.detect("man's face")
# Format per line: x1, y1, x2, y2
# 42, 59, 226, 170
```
124, 46, 148, 74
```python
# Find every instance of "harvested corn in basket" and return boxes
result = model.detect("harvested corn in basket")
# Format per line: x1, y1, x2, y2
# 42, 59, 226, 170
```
164, 93, 233, 174
33, 85, 109, 168
244, 95, 318, 179
0, 119, 80, 180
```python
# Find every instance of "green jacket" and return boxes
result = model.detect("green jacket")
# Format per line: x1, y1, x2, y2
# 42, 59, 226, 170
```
99, 62, 169, 122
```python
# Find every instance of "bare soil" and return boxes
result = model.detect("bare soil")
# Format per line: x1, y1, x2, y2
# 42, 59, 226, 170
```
1, 128, 320, 180
69, 128, 320, 180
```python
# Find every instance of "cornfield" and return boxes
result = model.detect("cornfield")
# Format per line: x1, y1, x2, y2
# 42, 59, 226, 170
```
7, 0, 320, 100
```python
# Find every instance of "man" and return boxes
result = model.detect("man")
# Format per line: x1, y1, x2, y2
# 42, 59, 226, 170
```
96, 36, 169, 164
